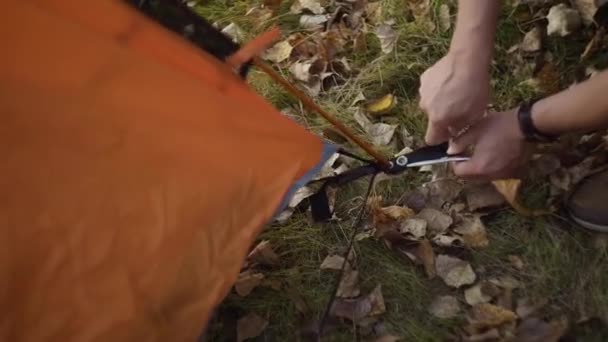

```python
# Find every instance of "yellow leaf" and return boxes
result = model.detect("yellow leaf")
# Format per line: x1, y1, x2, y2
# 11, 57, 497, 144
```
366, 94, 396, 115
492, 179, 551, 217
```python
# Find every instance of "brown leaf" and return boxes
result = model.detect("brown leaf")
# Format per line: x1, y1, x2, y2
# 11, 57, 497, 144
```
263, 0, 282, 10
381, 205, 415, 221
235, 271, 265, 297
337, 269, 361, 298
464, 283, 493, 306
237, 312, 269, 342
492, 179, 550, 217
399, 218, 427, 239
436, 255, 476, 288
489, 275, 522, 290
331, 297, 372, 321
429, 295, 461, 319
508, 317, 568, 342
438, 4, 451, 32
425, 178, 463, 206
535, 61, 561, 95
321, 254, 347, 270
354, 110, 398, 146
465, 183, 505, 211
547, 4, 582, 37
521, 26, 543, 53
368, 284, 386, 316
416, 208, 453, 235
508, 255, 525, 270
245, 7, 274, 30
469, 303, 518, 330
262, 40, 294, 63
581, 28, 605, 61
290, 0, 325, 14
374, 23, 397, 54
366, 2, 383, 25
432, 234, 465, 248
516, 297, 548, 319
497, 287, 514, 311
463, 329, 500, 342
454, 215, 489, 248
248, 240, 280, 266
416, 239, 436, 278
573, 0, 601, 25
300, 14, 329, 30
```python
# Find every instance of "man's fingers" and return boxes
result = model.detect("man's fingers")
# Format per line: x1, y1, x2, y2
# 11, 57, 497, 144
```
424, 122, 450, 146
447, 120, 483, 155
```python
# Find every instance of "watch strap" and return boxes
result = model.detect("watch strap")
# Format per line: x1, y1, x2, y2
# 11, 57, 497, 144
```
517, 100, 557, 143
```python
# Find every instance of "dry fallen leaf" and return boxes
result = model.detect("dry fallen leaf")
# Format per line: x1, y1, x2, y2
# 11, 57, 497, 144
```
330, 285, 385, 321
235, 271, 265, 297
416, 208, 453, 235
432, 234, 465, 248
366, 2, 383, 25
508, 317, 568, 342
246, 7, 274, 30
454, 215, 489, 248
221, 23, 244, 43
508, 255, 525, 270
520, 26, 543, 53
399, 218, 427, 239
375, 23, 397, 54
300, 14, 329, 30
368, 285, 386, 316
463, 329, 501, 342
366, 94, 397, 116
438, 4, 451, 32
262, 40, 294, 63
321, 254, 347, 270
247, 240, 280, 266
492, 179, 551, 217
425, 178, 463, 207
381, 205, 415, 221
289, 60, 314, 82
429, 295, 461, 319
516, 297, 547, 319
416, 239, 437, 278
573, 0, 601, 25
354, 109, 398, 146
464, 283, 493, 306
469, 303, 518, 330
465, 183, 506, 211
290, 0, 325, 14
337, 269, 361, 298
547, 4, 582, 37
237, 312, 269, 342
436, 255, 476, 288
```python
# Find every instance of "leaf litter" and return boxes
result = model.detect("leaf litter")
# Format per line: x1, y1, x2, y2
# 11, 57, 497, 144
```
237, 312, 269, 342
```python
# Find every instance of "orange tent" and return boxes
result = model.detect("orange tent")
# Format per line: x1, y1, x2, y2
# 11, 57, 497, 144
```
1, 1, 335, 340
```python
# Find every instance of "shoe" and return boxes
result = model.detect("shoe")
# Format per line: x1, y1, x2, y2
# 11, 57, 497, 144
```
566, 169, 608, 233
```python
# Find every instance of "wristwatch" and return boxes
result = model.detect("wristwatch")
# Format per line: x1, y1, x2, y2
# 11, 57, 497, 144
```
517, 99, 557, 143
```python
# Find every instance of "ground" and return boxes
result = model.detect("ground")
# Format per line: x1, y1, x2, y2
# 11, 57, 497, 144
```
194, 0, 608, 340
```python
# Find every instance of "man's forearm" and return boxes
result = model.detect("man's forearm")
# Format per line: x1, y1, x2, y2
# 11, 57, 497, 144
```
533, 71, 608, 136
450, 1, 501, 66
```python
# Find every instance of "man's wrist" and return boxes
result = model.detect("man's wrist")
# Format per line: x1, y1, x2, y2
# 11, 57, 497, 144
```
516, 99, 558, 143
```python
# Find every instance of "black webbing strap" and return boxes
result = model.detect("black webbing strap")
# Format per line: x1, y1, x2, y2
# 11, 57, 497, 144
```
125, 0, 252, 78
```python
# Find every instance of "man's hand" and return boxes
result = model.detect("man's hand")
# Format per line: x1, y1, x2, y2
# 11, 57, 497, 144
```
419, 53, 491, 146
449, 109, 529, 181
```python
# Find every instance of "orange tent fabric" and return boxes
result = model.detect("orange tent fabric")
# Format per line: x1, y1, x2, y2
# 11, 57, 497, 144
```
0, 1, 331, 340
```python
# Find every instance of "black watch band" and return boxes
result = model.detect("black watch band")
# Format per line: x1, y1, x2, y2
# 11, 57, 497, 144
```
517, 100, 557, 143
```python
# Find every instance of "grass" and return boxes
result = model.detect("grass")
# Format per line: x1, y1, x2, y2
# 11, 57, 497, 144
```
198, 0, 608, 340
